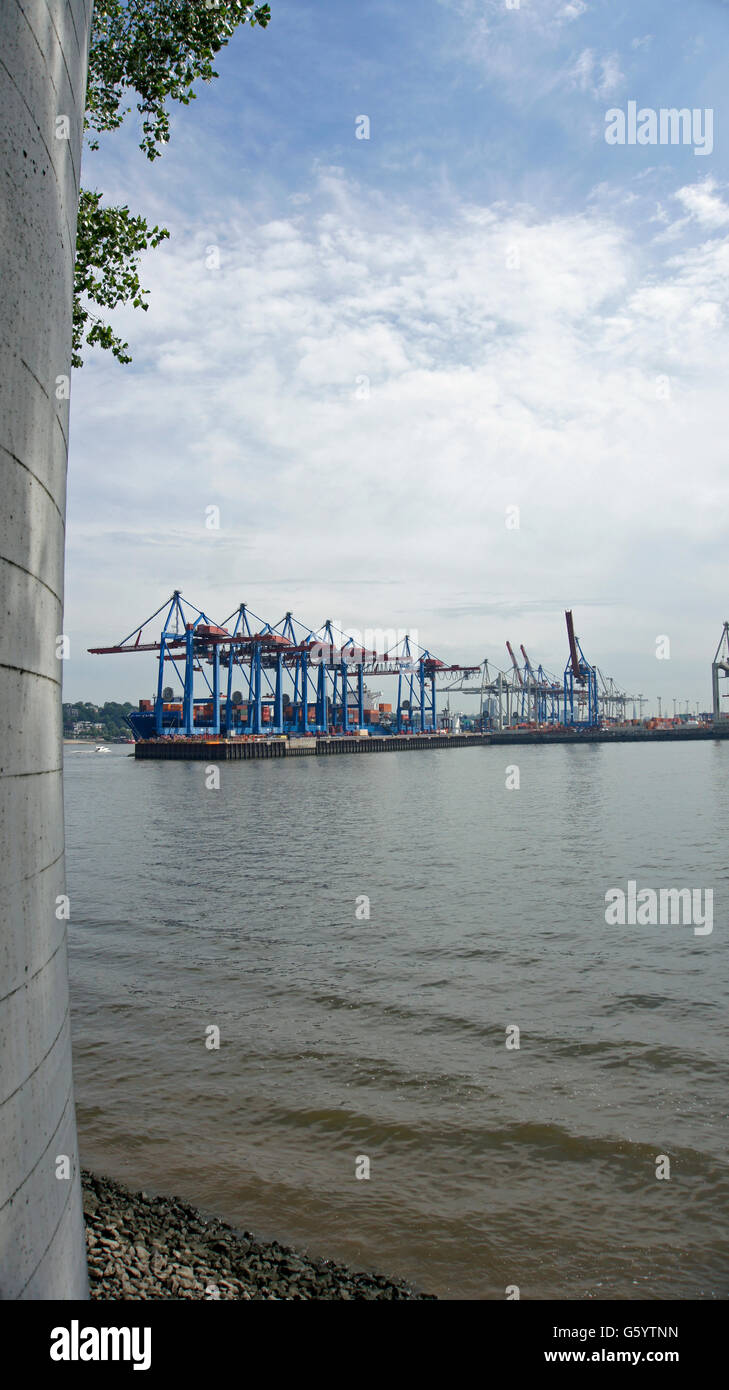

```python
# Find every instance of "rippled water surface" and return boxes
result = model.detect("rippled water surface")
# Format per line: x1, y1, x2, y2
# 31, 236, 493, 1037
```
65, 741, 729, 1299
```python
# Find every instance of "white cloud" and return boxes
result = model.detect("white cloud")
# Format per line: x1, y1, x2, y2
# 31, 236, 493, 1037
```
441, 0, 587, 26
675, 178, 729, 229
598, 53, 623, 96
435, 0, 605, 103
67, 172, 729, 704
569, 47, 623, 98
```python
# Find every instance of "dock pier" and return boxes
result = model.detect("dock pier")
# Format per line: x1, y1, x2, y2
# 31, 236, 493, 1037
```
134, 732, 490, 759
133, 724, 729, 760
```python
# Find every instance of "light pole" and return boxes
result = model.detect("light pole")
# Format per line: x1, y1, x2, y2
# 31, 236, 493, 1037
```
658, 696, 662, 719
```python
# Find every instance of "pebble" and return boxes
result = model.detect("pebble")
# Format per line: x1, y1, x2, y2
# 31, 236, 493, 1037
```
82, 1170, 434, 1302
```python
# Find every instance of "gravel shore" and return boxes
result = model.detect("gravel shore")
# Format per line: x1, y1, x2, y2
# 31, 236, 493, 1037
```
83, 1171, 435, 1300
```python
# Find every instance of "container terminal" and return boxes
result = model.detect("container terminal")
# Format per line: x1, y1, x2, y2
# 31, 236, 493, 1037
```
88, 596, 729, 759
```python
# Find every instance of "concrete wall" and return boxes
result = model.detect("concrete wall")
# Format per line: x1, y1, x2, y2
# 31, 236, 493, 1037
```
0, 0, 92, 1298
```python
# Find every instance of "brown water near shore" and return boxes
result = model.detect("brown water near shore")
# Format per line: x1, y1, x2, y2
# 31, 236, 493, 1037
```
65, 741, 729, 1299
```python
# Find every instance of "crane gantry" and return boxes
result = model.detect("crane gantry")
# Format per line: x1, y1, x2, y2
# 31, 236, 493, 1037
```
90, 594, 635, 739
89, 591, 480, 739
435, 611, 630, 729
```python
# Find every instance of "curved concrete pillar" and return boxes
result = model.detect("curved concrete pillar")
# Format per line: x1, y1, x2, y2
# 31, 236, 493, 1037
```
0, 0, 92, 1298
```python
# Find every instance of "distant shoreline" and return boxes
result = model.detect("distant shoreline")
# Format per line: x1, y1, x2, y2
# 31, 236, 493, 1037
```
63, 738, 133, 745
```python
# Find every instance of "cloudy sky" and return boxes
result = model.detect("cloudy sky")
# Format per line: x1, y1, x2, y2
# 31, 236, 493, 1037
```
66, 0, 729, 713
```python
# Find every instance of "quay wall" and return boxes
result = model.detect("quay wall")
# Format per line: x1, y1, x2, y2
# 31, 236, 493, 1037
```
133, 724, 729, 760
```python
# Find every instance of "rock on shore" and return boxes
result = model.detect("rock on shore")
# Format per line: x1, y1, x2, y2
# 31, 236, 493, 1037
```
82, 1171, 434, 1300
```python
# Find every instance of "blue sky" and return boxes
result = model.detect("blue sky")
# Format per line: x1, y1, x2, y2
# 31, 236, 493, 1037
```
66, 0, 729, 711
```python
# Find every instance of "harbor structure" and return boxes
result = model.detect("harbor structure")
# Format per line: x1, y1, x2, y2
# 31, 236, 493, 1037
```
90, 596, 725, 752
89, 591, 480, 741
711, 622, 729, 722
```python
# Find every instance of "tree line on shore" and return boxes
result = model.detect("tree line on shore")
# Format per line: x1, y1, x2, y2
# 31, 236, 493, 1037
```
63, 700, 135, 740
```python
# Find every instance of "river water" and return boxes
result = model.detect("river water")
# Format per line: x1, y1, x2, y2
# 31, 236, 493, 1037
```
64, 740, 729, 1299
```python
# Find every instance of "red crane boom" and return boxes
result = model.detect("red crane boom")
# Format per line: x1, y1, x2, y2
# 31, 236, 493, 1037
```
565, 610, 584, 684
506, 640, 523, 686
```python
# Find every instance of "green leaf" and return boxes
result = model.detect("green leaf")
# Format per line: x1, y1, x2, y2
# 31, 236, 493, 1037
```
75, 0, 271, 366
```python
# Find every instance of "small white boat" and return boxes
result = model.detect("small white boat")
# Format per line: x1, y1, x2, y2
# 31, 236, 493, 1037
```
95, 745, 110, 753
